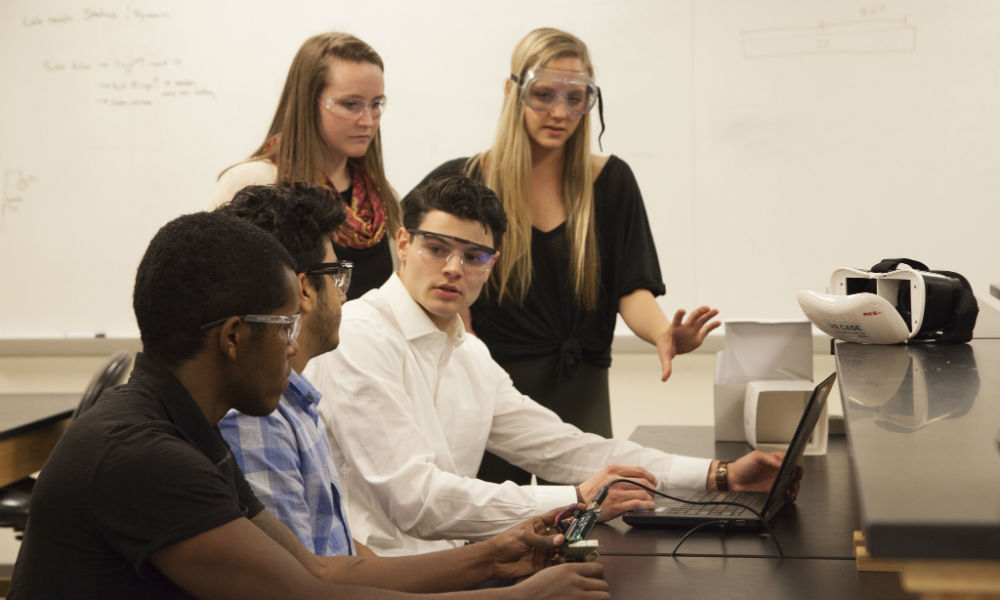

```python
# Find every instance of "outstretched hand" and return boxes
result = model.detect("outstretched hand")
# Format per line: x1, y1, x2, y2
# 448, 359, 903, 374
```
656, 306, 721, 381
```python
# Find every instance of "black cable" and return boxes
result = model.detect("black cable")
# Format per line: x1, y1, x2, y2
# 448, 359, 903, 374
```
595, 88, 606, 151
598, 477, 786, 559
599, 552, 856, 560
670, 519, 728, 557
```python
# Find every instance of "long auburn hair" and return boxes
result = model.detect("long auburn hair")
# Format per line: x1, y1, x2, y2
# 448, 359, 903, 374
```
469, 28, 599, 309
224, 32, 399, 230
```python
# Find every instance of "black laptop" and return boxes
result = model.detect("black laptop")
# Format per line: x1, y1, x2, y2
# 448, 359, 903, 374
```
623, 372, 836, 529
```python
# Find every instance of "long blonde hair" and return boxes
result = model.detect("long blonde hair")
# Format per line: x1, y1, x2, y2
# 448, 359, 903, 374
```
470, 27, 599, 309
224, 32, 400, 230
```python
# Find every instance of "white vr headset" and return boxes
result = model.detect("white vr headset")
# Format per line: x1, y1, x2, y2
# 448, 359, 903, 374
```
797, 258, 978, 344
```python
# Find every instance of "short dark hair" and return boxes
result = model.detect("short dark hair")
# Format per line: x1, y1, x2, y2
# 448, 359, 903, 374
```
403, 176, 507, 248
217, 182, 347, 292
133, 211, 296, 368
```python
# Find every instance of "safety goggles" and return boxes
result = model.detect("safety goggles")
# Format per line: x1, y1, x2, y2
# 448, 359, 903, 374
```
510, 68, 606, 149
511, 68, 599, 115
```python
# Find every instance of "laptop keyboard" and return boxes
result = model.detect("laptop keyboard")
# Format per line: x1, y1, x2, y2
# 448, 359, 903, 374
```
663, 490, 763, 517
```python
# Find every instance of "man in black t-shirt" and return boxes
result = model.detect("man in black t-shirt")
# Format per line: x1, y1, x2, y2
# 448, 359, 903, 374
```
8, 210, 607, 600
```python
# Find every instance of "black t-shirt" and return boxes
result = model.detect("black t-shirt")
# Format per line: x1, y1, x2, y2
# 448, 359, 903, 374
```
334, 234, 393, 301
8, 354, 265, 599
407, 156, 665, 379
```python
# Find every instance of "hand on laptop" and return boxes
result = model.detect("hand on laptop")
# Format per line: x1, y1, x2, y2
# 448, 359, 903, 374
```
785, 464, 805, 502
577, 464, 657, 521
724, 450, 796, 494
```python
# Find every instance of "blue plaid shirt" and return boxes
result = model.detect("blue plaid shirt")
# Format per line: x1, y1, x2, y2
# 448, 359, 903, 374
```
219, 370, 354, 556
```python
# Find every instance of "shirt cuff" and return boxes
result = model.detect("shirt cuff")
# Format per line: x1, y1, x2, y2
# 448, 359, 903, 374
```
531, 485, 580, 513
662, 456, 714, 491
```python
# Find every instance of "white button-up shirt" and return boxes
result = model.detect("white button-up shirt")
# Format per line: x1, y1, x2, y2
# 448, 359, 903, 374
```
306, 274, 710, 556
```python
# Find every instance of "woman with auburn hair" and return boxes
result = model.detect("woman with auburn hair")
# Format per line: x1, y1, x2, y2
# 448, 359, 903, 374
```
211, 32, 399, 299
408, 27, 720, 484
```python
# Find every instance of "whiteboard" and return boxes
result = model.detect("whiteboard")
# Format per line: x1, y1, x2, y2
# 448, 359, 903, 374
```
1, 0, 998, 339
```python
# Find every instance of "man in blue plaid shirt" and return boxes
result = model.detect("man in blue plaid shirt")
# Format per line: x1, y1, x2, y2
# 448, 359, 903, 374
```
217, 182, 358, 556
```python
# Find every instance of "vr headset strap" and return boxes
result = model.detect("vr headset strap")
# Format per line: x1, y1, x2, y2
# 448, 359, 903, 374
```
870, 258, 929, 273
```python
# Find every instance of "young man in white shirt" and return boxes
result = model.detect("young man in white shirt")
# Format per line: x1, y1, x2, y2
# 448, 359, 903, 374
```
307, 175, 789, 557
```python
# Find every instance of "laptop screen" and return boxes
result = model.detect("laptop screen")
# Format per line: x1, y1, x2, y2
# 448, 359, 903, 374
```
761, 372, 837, 520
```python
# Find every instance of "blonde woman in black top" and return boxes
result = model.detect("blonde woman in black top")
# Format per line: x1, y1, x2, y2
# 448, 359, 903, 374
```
410, 28, 720, 485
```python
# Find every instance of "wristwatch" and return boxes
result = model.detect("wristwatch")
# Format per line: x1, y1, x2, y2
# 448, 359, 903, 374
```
715, 461, 730, 492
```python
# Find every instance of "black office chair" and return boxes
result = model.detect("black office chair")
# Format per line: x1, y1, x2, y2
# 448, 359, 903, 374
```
0, 350, 133, 536
71, 350, 133, 419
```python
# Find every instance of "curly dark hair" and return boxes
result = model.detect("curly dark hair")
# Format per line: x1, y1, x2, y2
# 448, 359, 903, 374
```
132, 211, 296, 368
217, 182, 347, 292
402, 175, 507, 248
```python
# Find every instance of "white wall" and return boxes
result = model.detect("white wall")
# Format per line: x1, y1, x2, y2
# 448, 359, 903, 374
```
2, 0, 998, 339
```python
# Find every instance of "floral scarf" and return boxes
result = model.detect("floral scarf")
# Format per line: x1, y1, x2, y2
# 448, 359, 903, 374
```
263, 135, 387, 249
324, 162, 387, 250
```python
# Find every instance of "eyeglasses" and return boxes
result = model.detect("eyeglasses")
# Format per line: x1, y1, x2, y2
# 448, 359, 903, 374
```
407, 229, 497, 274
200, 313, 302, 345
322, 95, 387, 120
510, 69, 599, 116
303, 261, 353, 296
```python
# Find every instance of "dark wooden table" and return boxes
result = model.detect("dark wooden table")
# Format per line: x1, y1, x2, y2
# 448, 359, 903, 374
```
836, 340, 1000, 559
599, 554, 914, 600
0, 393, 79, 487
585, 425, 916, 599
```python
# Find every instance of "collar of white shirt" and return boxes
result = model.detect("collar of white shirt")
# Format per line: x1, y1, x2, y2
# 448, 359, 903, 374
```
382, 273, 468, 345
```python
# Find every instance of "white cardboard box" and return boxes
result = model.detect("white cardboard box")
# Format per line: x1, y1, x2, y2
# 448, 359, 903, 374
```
713, 321, 813, 441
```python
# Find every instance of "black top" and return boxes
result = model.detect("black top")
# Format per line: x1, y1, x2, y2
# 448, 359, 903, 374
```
334, 234, 393, 301
408, 156, 665, 379
9, 354, 265, 600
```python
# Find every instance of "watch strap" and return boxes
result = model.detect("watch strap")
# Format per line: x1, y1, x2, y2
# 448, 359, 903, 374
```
715, 460, 730, 492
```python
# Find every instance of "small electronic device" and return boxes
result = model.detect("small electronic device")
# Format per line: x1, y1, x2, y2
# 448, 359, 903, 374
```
558, 504, 601, 543
556, 502, 602, 561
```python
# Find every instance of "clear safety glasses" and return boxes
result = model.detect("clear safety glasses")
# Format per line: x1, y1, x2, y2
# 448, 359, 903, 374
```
200, 313, 302, 345
322, 95, 387, 120
303, 261, 354, 296
407, 229, 497, 274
